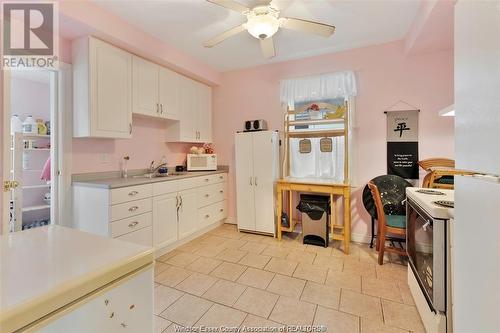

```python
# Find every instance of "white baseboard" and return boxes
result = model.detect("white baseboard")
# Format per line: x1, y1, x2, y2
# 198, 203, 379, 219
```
154, 220, 224, 258
224, 217, 236, 225
349, 232, 371, 244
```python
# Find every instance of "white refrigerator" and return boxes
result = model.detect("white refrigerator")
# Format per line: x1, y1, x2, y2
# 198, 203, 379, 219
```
453, 1, 500, 331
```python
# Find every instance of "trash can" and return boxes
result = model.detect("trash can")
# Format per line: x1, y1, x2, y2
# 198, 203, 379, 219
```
296, 194, 330, 247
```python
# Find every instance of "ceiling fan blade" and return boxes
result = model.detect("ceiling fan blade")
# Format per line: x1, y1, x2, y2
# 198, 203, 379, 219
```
206, 0, 249, 13
260, 37, 275, 58
280, 17, 335, 37
203, 24, 246, 48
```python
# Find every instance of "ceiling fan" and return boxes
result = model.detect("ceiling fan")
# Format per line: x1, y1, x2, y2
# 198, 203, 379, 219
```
204, 0, 335, 58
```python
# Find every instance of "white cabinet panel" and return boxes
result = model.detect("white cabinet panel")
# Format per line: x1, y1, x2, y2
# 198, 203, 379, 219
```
253, 131, 278, 234
178, 189, 198, 239
39, 268, 153, 333
159, 67, 180, 120
179, 76, 198, 141
132, 56, 159, 118
73, 36, 132, 138
235, 132, 256, 231
153, 193, 178, 249
198, 83, 212, 142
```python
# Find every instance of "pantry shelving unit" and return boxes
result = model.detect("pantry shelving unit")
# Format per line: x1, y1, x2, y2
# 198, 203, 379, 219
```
276, 101, 352, 253
10, 132, 51, 231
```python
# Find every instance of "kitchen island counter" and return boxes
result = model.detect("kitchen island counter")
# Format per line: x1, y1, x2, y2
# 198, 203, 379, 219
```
0, 225, 154, 332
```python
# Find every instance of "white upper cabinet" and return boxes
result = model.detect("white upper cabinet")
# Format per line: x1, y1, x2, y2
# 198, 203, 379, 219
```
165, 77, 212, 143
159, 67, 180, 120
73, 36, 132, 138
133, 56, 180, 120
132, 56, 159, 118
197, 83, 212, 142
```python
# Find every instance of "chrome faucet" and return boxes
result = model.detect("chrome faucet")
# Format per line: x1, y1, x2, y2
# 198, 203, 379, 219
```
149, 160, 167, 174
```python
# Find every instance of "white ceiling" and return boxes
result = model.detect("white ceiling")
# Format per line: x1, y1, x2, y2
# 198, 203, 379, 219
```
94, 0, 421, 72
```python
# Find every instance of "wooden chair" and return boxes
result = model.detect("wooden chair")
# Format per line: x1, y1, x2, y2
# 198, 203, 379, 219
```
367, 181, 407, 265
418, 158, 455, 189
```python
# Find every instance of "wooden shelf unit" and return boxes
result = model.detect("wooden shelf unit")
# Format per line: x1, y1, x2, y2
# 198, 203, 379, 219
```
276, 101, 352, 254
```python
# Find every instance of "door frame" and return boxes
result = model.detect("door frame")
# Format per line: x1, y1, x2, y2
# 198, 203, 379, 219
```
2, 62, 73, 234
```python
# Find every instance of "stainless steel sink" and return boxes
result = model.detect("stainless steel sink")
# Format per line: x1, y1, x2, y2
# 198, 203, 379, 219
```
131, 172, 187, 179
132, 173, 169, 179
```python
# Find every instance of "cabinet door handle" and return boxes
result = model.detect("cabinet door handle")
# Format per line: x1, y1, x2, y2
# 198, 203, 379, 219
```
160, 103, 163, 114
219, 190, 223, 193
220, 208, 224, 212
176, 195, 179, 208
129, 123, 132, 134
179, 195, 183, 207
205, 194, 210, 197
128, 206, 139, 212
255, 177, 258, 186
128, 191, 139, 196
204, 178, 210, 182
205, 214, 210, 218
128, 221, 139, 228
219, 176, 223, 179
156, 103, 159, 114
249, 177, 253, 185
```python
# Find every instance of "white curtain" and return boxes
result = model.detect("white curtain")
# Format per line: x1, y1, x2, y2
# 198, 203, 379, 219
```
280, 71, 357, 106
280, 71, 358, 183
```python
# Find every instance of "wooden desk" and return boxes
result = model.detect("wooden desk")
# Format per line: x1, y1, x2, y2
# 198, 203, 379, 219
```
276, 178, 351, 254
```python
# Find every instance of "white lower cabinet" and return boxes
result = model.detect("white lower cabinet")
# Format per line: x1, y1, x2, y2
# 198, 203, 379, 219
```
73, 173, 228, 254
38, 267, 153, 333
178, 189, 198, 239
153, 192, 178, 249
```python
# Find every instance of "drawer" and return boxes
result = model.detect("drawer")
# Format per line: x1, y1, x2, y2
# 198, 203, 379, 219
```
198, 200, 227, 229
115, 226, 152, 247
195, 173, 227, 187
197, 183, 227, 208
111, 184, 152, 205
111, 212, 152, 238
177, 177, 202, 191
111, 198, 152, 221
152, 180, 178, 196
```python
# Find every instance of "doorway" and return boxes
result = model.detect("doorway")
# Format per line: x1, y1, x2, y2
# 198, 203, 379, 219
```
2, 64, 72, 234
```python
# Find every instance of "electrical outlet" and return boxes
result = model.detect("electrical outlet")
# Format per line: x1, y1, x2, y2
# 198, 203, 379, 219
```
100, 153, 109, 164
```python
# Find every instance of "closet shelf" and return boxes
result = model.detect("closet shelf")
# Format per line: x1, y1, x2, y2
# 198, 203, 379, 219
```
23, 184, 50, 190
288, 118, 345, 126
287, 129, 345, 138
22, 205, 50, 212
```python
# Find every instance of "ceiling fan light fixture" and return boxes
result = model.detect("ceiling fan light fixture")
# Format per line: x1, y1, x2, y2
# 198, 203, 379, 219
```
246, 7, 280, 40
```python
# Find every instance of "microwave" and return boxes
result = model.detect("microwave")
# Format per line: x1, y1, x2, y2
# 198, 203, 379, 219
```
187, 154, 217, 171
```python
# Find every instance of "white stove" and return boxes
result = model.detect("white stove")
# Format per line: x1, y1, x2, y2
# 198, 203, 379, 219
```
406, 187, 454, 220
405, 187, 454, 333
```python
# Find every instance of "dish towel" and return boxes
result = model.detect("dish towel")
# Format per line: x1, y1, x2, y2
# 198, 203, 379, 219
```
40, 156, 51, 181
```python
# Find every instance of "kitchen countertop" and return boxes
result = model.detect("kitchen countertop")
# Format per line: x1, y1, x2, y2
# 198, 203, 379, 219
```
406, 187, 454, 220
0, 225, 154, 332
72, 168, 228, 189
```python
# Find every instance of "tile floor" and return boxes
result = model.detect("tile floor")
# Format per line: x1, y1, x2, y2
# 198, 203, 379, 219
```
154, 224, 425, 333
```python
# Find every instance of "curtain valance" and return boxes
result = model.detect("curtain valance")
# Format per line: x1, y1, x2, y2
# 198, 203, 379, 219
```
279, 71, 357, 106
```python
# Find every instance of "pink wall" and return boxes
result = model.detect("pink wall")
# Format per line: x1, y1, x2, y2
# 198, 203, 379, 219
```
72, 116, 193, 174
213, 40, 454, 240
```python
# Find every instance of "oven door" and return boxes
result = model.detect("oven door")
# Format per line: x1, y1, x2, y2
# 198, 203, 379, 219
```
406, 198, 447, 313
